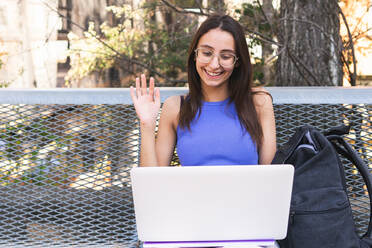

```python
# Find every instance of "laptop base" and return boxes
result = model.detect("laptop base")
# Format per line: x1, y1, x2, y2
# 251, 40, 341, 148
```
143, 239, 276, 248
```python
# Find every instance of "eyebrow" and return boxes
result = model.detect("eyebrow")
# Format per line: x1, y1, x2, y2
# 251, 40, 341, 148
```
198, 44, 236, 53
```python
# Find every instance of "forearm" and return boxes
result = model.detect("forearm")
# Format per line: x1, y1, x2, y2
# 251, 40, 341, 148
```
139, 122, 158, 167
259, 142, 276, 165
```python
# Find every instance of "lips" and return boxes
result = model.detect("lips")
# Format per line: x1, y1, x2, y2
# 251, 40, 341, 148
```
204, 69, 224, 78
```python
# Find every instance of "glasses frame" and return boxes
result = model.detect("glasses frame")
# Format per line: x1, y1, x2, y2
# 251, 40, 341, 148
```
194, 48, 239, 67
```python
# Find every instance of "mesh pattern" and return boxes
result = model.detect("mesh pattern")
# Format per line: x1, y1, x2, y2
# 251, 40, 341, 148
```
0, 104, 139, 247
0, 102, 370, 247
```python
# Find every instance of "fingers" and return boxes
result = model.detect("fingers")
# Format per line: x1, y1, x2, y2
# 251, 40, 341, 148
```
148, 77, 155, 100
134, 74, 156, 100
154, 87, 161, 106
141, 74, 147, 96
135, 77, 141, 97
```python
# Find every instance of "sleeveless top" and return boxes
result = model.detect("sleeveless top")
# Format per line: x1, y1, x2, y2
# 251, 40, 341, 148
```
176, 97, 259, 166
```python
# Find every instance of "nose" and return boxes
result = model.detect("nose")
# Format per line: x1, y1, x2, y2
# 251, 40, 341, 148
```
209, 54, 221, 68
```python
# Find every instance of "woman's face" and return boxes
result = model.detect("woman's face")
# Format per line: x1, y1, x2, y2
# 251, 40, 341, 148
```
195, 28, 236, 91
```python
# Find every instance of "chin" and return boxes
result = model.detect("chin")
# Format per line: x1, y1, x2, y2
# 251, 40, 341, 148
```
202, 80, 227, 88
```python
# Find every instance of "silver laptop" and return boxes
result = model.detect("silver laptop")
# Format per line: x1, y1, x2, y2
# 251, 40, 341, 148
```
131, 165, 294, 248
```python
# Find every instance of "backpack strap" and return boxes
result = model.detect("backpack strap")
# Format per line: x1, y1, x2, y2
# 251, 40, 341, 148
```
324, 124, 350, 136
327, 134, 372, 238
272, 125, 314, 164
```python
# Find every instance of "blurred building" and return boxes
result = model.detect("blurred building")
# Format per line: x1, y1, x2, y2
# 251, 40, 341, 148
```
57, 0, 132, 88
0, 0, 124, 88
56, 0, 111, 87
0, 0, 60, 88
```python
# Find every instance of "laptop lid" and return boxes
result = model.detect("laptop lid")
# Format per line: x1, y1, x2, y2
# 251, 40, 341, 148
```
130, 165, 294, 244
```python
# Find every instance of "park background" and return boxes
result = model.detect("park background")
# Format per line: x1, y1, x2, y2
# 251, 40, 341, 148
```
0, 0, 371, 89
0, 1, 371, 247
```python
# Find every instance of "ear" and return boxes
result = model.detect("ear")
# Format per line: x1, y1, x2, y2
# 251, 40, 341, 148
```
234, 61, 240, 68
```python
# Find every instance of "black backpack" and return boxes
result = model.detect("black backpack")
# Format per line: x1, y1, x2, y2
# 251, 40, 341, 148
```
272, 125, 372, 248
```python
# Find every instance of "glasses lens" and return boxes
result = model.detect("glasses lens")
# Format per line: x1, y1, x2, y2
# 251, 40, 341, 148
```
196, 48, 236, 67
196, 48, 213, 63
219, 53, 236, 67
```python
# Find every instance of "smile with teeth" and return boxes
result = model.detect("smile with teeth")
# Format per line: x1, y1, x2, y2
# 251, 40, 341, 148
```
204, 69, 224, 77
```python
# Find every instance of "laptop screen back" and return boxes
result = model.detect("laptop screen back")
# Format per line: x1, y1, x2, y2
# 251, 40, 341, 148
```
131, 165, 294, 242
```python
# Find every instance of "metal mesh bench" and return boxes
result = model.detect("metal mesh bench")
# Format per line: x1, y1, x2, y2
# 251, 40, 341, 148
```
0, 88, 370, 247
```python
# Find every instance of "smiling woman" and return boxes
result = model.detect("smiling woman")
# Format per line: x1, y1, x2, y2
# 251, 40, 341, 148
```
194, 28, 237, 93
130, 14, 276, 167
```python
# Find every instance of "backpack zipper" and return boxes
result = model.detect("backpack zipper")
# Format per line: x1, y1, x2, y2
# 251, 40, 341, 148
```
289, 203, 349, 225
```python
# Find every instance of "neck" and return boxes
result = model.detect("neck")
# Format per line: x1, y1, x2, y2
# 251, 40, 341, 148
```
202, 85, 229, 102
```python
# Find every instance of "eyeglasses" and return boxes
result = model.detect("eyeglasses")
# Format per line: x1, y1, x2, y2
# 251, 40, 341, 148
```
194, 47, 238, 67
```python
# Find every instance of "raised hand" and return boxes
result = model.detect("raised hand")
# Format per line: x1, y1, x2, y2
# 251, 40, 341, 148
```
130, 74, 161, 127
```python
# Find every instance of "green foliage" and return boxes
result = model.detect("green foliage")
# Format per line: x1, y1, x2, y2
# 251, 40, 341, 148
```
0, 81, 10, 88
66, 3, 197, 85
174, 0, 199, 9
235, 2, 275, 84
0, 108, 71, 186
242, 3, 256, 17
238, 2, 276, 36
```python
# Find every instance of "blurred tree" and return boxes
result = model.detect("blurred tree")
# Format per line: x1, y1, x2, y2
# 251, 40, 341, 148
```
276, 0, 343, 86
66, 1, 198, 86
260, 0, 275, 85
236, 0, 362, 86
64, 0, 370, 87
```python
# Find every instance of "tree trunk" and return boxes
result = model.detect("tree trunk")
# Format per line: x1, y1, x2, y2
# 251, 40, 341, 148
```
276, 0, 343, 86
262, 0, 275, 85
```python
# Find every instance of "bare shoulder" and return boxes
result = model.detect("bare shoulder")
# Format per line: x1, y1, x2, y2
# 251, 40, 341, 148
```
160, 95, 182, 129
162, 95, 181, 113
252, 87, 273, 108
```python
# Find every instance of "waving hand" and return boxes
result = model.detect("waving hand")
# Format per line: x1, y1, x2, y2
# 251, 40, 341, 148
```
130, 74, 161, 127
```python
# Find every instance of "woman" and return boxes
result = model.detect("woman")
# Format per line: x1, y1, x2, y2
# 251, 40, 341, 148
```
130, 14, 276, 167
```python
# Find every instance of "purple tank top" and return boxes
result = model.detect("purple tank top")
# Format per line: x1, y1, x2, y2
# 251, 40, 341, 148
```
176, 97, 259, 166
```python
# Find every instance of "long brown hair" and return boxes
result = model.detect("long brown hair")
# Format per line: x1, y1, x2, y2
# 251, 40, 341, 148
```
179, 14, 264, 148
